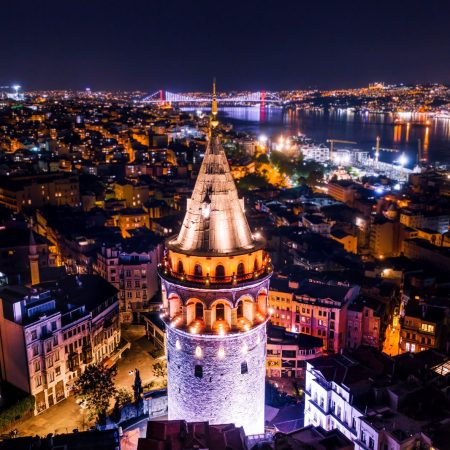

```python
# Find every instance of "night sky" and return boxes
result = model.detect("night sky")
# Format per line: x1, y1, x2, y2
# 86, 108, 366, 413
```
2, 0, 450, 91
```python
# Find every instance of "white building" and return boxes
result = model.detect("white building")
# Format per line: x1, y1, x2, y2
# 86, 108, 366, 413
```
304, 351, 450, 450
300, 144, 330, 163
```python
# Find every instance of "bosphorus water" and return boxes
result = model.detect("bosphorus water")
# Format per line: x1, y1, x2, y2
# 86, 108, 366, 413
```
213, 107, 450, 167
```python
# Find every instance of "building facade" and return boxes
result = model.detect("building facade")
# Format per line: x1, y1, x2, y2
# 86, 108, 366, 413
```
158, 98, 272, 436
304, 350, 450, 450
400, 301, 447, 354
0, 173, 80, 212
95, 236, 163, 323
0, 275, 120, 414
269, 277, 360, 353
266, 325, 323, 378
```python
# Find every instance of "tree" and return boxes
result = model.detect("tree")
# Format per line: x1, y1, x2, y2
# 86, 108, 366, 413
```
256, 153, 270, 164
74, 364, 117, 423
152, 361, 167, 387
115, 388, 133, 409
269, 150, 295, 177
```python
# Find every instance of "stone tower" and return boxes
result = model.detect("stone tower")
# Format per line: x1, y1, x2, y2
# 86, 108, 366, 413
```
159, 83, 272, 435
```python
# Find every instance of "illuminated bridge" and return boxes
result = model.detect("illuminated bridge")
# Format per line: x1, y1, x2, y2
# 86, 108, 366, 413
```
141, 90, 282, 104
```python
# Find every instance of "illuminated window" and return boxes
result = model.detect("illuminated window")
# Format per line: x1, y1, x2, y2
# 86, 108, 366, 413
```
216, 304, 225, 321
194, 365, 203, 378
421, 323, 434, 333
237, 263, 245, 277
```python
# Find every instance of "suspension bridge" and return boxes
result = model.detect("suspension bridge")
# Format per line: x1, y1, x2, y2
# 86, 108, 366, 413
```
141, 90, 282, 105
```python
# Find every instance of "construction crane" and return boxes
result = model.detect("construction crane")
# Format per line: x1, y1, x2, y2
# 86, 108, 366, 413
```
326, 139, 357, 160
372, 136, 399, 167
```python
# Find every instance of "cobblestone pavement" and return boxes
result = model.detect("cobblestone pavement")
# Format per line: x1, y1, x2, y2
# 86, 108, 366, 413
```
15, 325, 157, 438
115, 326, 158, 391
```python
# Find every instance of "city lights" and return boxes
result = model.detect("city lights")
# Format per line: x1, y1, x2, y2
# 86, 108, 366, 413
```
0, 30, 448, 449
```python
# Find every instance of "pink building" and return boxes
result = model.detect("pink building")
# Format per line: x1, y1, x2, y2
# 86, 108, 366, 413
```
346, 297, 383, 350
269, 277, 360, 353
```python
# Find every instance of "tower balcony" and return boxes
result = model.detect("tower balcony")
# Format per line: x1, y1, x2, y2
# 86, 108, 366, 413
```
158, 258, 273, 289
160, 309, 269, 336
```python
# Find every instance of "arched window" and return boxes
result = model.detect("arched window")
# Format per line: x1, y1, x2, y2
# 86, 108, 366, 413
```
237, 301, 244, 318
216, 303, 225, 321
177, 260, 184, 274
237, 262, 245, 277
194, 264, 202, 277
253, 259, 259, 271
195, 302, 204, 320
215, 264, 225, 278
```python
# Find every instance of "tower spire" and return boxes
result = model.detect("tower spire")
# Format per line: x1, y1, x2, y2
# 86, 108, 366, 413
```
210, 78, 219, 130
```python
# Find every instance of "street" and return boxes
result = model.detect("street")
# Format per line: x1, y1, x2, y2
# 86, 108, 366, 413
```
382, 315, 401, 356
15, 326, 158, 438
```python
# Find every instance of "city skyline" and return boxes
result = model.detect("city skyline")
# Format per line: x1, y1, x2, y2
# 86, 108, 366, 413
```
0, 3, 450, 449
2, 0, 450, 91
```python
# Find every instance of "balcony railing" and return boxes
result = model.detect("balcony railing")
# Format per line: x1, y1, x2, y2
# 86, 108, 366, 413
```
159, 260, 272, 287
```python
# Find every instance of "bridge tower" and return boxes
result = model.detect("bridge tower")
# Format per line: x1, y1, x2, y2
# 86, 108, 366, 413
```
158, 82, 272, 435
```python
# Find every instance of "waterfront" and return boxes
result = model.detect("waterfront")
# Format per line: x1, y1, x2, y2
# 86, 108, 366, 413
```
213, 107, 450, 166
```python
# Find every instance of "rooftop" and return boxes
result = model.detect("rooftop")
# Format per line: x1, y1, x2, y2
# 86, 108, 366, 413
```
267, 324, 323, 349
270, 277, 356, 306
38, 274, 118, 311
137, 420, 247, 450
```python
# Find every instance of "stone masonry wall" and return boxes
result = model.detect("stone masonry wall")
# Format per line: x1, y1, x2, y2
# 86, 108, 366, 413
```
167, 322, 267, 436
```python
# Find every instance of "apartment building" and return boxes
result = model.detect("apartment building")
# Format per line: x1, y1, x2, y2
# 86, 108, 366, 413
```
269, 277, 360, 353
399, 210, 449, 234
304, 349, 450, 450
266, 325, 323, 378
327, 181, 357, 205
369, 217, 400, 258
346, 297, 384, 350
113, 182, 149, 208
114, 208, 150, 237
95, 234, 163, 323
0, 275, 120, 414
0, 173, 80, 212
400, 301, 448, 354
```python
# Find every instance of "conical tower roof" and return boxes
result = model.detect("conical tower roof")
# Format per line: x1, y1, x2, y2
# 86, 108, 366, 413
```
172, 133, 257, 255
